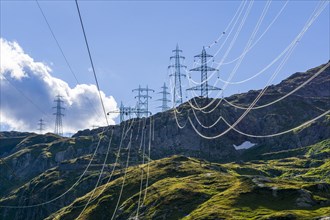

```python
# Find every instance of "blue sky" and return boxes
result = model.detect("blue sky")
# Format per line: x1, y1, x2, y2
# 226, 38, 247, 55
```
0, 0, 329, 131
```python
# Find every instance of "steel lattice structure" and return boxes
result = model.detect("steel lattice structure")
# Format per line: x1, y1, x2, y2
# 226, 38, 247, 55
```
156, 82, 171, 112
37, 118, 45, 134
168, 44, 186, 105
187, 47, 221, 97
53, 95, 65, 136
132, 85, 154, 118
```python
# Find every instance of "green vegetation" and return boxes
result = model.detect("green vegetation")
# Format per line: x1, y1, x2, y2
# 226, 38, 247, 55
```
47, 139, 330, 220
1, 135, 329, 219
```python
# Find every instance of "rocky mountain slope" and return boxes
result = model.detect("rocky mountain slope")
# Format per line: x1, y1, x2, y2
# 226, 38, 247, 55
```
43, 140, 330, 219
0, 62, 329, 219
1, 139, 330, 219
73, 62, 330, 162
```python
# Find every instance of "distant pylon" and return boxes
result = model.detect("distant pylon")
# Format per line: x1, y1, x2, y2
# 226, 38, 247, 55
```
53, 95, 65, 136
156, 82, 171, 112
132, 85, 154, 118
107, 101, 136, 123
37, 119, 45, 134
187, 47, 221, 97
91, 125, 99, 129
168, 44, 186, 105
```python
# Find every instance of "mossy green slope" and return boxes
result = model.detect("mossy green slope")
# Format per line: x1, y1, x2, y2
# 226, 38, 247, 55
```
1, 140, 329, 220
47, 145, 330, 220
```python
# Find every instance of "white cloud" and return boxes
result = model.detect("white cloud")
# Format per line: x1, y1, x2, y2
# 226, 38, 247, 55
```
0, 38, 118, 134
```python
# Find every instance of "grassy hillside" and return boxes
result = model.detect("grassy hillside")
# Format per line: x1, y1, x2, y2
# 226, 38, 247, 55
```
1, 135, 329, 220
46, 140, 330, 220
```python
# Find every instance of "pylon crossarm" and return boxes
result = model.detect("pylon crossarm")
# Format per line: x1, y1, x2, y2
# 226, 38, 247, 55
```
186, 85, 202, 91
207, 85, 222, 90
194, 53, 213, 58
190, 67, 202, 71
169, 73, 187, 77
156, 99, 171, 102
170, 55, 185, 59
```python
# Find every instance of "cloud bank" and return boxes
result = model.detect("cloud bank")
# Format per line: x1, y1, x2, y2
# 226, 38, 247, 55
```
0, 38, 118, 134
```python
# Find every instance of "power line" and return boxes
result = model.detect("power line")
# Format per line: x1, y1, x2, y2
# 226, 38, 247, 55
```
173, 106, 190, 129
190, 109, 330, 139
75, 0, 109, 125
188, 62, 328, 130
0, 158, 19, 181
35, 0, 79, 84
2, 75, 51, 120
0, 127, 112, 208
135, 118, 148, 219
76, 118, 146, 218
219, 0, 288, 66
206, 0, 246, 49
75, 128, 114, 219
176, 1, 328, 136
72, 118, 136, 210
36, 0, 102, 121
222, 62, 330, 110
111, 128, 134, 220
215, 0, 271, 90
187, 0, 253, 89
223, 110, 330, 138
107, 101, 135, 123
187, 44, 327, 139
0, 0, 121, 206
185, 1, 327, 115
186, 0, 271, 119
142, 116, 153, 204
0, 38, 112, 211
74, 119, 141, 215
186, 0, 254, 104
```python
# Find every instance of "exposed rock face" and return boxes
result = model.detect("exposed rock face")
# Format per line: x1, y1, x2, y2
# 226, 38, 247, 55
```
0, 62, 329, 220
2, 62, 328, 186
0, 132, 33, 158
296, 189, 315, 208
277, 64, 330, 98
121, 62, 329, 162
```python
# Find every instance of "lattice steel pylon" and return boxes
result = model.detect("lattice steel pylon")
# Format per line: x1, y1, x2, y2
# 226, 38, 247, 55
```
53, 95, 65, 136
132, 85, 154, 118
187, 47, 221, 97
37, 118, 45, 134
168, 44, 186, 105
157, 82, 171, 112
107, 101, 136, 123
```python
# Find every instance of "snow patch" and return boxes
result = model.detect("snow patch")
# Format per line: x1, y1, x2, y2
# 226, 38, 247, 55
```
233, 141, 256, 150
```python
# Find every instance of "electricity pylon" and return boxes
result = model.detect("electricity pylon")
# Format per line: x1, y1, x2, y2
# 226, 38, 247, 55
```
157, 82, 170, 112
91, 125, 99, 129
53, 95, 64, 136
107, 101, 136, 123
132, 85, 154, 118
187, 47, 221, 97
37, 119, 45, 134
168, 44, 186, 105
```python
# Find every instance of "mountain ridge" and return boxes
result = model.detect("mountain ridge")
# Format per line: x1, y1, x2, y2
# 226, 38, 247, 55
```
0, 62, 329, 219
